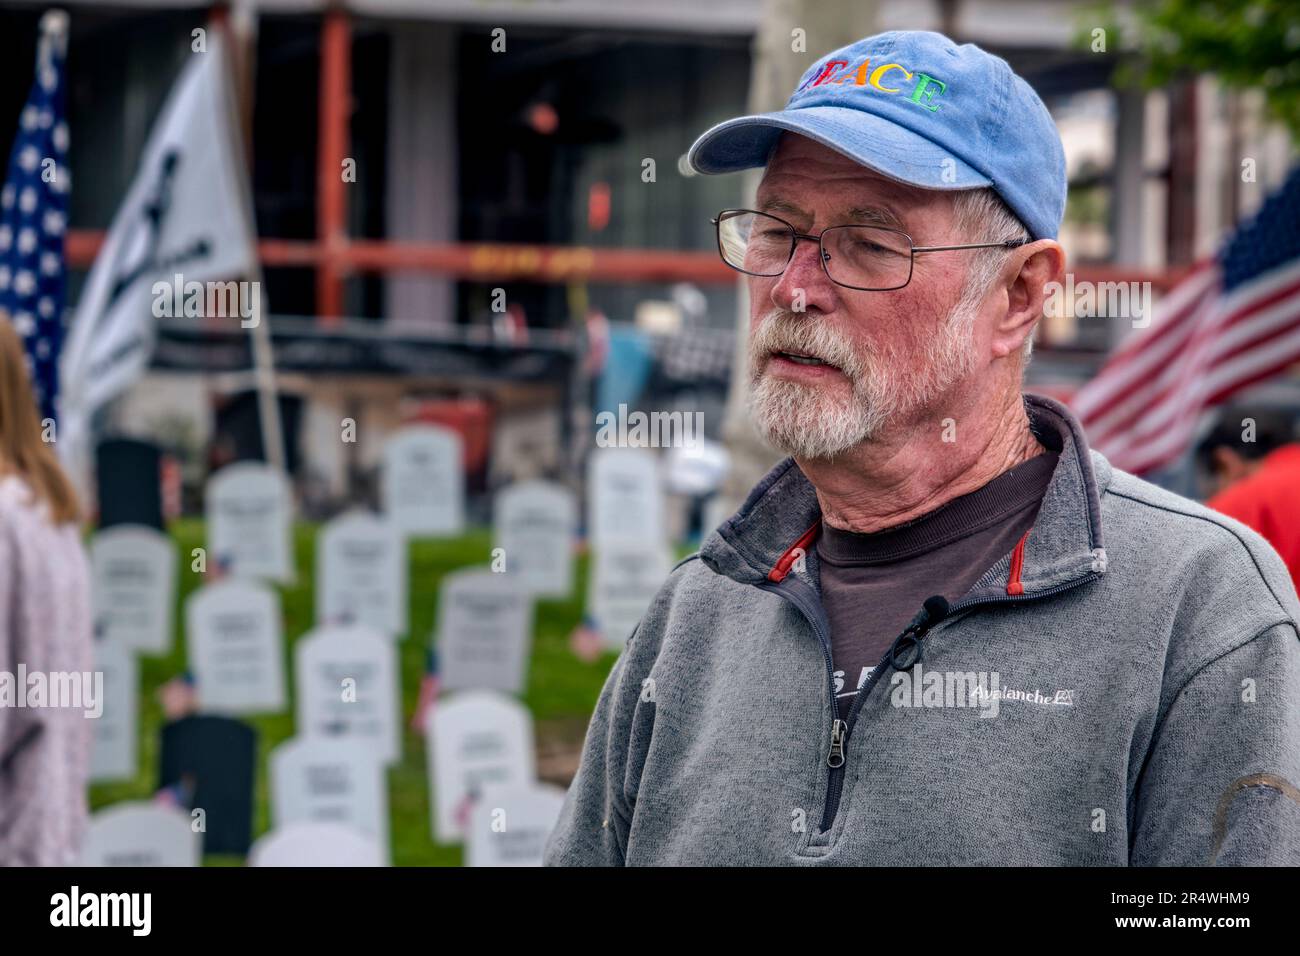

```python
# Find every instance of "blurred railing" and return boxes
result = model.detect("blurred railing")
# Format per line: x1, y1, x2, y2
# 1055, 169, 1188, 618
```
64, 229, 1190, 297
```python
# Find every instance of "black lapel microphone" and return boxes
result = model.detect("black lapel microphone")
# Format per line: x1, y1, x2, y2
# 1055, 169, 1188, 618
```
888, 595, 950, 672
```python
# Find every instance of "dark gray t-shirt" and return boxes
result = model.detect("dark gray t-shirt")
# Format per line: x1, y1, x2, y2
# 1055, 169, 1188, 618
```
817, 451, 1059, 718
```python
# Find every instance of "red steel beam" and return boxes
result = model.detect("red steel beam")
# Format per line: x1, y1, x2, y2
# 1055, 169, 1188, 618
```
315, 7, 351, 325
63, 229, 1191, 291
65, 231, 738, 283
340, 240, 737, 284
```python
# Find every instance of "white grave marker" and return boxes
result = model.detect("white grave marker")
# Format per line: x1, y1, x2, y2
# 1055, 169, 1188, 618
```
437, 569, 533, 695
494, 480, 576, 598
466, 784, 567, 867
316, 511, 407, 637
589, 542, 672, 647
248, 822, 384, 867
185, 579, 286, 715
89, 638, 138, 782
270, 737, 390, 863
90, 524, 176, 654
702, 494, 732, 540
381, 425, 464, 537
294, 625, 400, 765
78, 803, 200, 866
587, 446, 665, 547
206, 462, 294, 582
426, 691, 535, 843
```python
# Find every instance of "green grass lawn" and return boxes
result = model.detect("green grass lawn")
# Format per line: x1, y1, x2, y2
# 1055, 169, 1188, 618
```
87, 519, 625, 866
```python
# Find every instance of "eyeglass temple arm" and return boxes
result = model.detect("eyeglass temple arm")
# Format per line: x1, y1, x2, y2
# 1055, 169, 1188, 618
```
911, 239, 1032, 253
709, 214, 1032, 254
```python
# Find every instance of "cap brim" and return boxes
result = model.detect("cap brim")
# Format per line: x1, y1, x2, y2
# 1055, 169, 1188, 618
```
686, 106, 992, 191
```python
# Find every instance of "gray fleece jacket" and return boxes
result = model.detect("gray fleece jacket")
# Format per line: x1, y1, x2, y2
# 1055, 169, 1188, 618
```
545, 394, 1300, 866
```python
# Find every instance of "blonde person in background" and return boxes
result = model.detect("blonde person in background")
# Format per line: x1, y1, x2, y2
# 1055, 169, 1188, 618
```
0, 317, 92, 865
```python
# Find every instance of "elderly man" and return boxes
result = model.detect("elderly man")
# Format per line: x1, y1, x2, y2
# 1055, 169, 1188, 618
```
545, 31, 1300, 866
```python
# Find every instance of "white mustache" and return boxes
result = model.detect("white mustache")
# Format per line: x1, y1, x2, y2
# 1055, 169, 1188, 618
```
749, 311, 862, 379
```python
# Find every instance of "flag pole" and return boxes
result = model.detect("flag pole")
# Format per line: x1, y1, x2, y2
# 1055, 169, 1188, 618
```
248, 268, 285, 471
217, 15, 285, 472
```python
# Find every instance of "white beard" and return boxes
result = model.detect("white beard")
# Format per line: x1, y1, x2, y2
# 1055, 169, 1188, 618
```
747, 295, 982, 461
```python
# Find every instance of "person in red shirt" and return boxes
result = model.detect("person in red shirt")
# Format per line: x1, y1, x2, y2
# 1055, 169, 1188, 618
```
1201, 408, 1300, 592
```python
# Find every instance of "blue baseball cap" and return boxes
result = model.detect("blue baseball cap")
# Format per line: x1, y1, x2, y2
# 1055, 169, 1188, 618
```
686, 31, 1066, 241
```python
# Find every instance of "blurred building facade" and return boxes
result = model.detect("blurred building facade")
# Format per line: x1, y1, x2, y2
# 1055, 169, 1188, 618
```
0, 0, 1294, 509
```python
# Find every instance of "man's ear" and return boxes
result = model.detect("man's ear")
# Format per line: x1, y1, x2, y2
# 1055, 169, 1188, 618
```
1212, 445, 1254, 485
991, 239, 1065, 359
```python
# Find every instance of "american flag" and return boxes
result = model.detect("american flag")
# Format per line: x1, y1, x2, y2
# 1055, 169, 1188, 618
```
1072, 167, 1300, 475
0, 16, 70, 425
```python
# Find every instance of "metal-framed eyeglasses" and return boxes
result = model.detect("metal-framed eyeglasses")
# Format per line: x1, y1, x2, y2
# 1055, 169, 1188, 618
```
712, 208, 1030, 292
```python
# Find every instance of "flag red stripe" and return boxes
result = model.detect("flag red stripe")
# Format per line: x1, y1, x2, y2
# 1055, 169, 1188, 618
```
1084, 274, 1300, 448
1103, 324, 1300, 473
1071, 262, 1218, 421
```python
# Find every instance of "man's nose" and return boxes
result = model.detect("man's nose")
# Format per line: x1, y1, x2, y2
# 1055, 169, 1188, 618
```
770, 237, 838, 315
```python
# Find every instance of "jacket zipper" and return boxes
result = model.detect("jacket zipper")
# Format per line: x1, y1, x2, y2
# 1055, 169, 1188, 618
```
763, 574, 1097, 836
757, 579, 843, 829
820, 643, 899, 830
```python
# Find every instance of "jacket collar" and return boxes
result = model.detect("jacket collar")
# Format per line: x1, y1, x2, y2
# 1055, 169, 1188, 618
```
699, 393, 1110, 603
